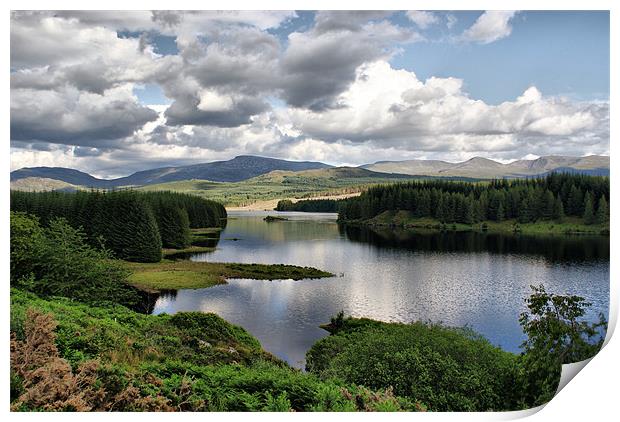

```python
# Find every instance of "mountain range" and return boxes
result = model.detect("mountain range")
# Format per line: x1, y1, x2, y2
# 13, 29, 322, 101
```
362, 155, 609, 178
10, 155, 332, 189
10, 154, 609, 191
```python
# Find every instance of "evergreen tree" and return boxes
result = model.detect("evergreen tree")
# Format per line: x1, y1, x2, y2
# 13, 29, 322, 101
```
583, 192, 595, 225
595, 196, 609, 224
541, 191, 555, 220
156, 203, 191, 249
552, 195, 565, 222
567, 185, 584, 216
496, 202, 505, 222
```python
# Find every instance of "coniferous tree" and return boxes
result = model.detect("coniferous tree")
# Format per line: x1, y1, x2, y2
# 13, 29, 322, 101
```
156, 203, 191, 249
567, 185, 584, 216
541, 191, 555, 220
552, 195, 565, 222
583, 192, 595, 225
496, 202, 505, 222
595, 196, 609, 224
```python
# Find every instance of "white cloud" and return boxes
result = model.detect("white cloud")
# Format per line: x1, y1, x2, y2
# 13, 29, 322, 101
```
285, 60, 608, 158
461, 11, 518, 44
11, 85, 158, 145
197, 90, 235, 112
406, 11, 439, 29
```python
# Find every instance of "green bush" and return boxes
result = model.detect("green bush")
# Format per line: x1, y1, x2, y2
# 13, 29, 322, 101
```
10, 290, 417, 412
10, 212, 44, 285
517, 285, 607, 406
10, 213, 138, 307
306, 318, 520, 411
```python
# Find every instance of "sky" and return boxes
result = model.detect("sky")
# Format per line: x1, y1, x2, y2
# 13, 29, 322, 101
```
10, 10, 610, 179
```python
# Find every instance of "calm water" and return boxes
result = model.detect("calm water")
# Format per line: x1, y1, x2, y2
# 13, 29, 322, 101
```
152, 211, 609, 369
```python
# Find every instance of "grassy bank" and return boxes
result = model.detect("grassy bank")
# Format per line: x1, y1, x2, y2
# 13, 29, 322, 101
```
348, 210, 609, 235
125, 260, 334, 291
11, 289, 413, 411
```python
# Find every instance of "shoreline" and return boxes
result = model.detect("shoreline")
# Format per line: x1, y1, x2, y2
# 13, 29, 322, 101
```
226, 192, 361, 212
339, 212, 609, 236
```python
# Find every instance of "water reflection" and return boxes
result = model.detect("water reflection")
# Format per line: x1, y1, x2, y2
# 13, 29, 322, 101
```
341, 225, 609, 264
152, 211, 609, 369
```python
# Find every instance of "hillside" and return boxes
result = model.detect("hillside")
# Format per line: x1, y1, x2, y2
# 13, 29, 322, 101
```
10, 155, 332, 189
363, 155, 610, 178
10, 167, 114, 188
9, 177, 80, 192
137, 167, 416, 207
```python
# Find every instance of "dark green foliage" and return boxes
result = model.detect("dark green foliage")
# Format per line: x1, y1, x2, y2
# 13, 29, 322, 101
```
306, 318, 520, 411
141, 190, 227, 229
10, 290, 417, 412
276, 199, 341, 212
10, 213, 138, 308
10, 212, 44, 286
552, 194, 565, 222
10, 190, 227, 262
567, 185, 584, 216
596, 196, 609, 224
152, 202, 192, 248
583, 192, 595, 224
336, 173, 609, 225
518, 285, 606, 406
100, 193, 162, 262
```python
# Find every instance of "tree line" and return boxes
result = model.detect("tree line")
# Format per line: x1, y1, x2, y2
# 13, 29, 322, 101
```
276, 199, 341, 212
10, 190, 227, 262
337, 173, 609, 225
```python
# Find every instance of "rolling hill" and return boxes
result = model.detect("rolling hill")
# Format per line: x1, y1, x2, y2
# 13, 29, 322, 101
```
10, 155, 332, 188
362, 155, 609, 178
11, 155, 609, 197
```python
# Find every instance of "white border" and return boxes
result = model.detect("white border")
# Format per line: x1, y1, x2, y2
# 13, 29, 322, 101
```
2, 1, 617, 421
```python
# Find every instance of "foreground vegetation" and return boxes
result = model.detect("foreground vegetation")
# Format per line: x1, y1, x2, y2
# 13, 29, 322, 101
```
307, 289, 606, 411
126, 260, 334, 291
307, 317, 520, 411
11, 290, 415, 412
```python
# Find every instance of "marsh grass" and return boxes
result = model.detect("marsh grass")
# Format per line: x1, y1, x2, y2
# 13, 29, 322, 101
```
125, 260, 334, 290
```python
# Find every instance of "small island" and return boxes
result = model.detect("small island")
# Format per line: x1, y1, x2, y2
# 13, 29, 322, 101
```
263, 215, 289, 222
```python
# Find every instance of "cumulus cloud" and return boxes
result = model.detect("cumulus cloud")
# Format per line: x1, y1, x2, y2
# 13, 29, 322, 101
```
313, 11, 394, 34
11, 85, 158, 145
461, 11, 518, 44
281, 20, 421, 110
286, 61, 608, 158
406, 11, 439, 29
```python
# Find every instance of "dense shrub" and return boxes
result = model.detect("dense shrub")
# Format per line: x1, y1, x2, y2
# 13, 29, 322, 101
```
10, 290, 419, 412
306, 318, 520, 411
10, 212, 138, 307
